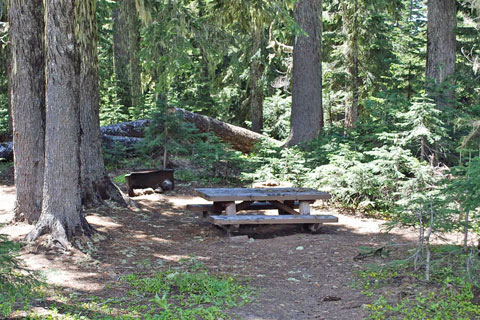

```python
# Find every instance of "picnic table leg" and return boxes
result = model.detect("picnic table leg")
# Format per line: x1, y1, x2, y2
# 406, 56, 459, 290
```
299, 201, 310, 215
225, 202, 239, 233
299, 201, 321, 232
225, 202, 236, 216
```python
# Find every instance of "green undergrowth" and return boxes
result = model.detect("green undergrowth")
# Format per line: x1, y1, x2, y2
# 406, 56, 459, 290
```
357, 244, 480, 320
23, 265, 253, 320
0, 234, 43, 317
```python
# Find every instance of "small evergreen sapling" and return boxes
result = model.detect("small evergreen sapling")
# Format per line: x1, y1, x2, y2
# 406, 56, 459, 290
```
398, 94, 448, 163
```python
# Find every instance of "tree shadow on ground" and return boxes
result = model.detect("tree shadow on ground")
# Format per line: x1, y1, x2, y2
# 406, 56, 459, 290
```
2, 185, 420, 320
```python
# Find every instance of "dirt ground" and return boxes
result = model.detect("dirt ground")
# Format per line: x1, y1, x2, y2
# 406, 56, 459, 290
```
0, 182, 458, 320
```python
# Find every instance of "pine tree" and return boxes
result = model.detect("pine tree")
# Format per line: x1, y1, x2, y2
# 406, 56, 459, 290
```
426, 0, 456, 109
26, 0, 93, 247
285, 0, 323, 146
9, 0, 45, 223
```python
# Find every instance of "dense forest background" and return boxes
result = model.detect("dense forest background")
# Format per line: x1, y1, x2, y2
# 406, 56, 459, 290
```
1, 0, 480, 242
1, 0, 480, 318
1, 3, 480, 222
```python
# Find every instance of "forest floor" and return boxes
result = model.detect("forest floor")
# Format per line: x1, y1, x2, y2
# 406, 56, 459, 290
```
0, 180, 465, 320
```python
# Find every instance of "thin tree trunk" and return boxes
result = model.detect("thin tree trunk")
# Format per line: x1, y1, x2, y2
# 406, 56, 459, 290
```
26, 0, 92, 247
113, 0, 141, 116
250, 26, 264, 134
426, 0, 456, 109
344, 0, 359, 130
463, 209, 469, 252
78, 0, 126, 208
130, 12, 142, 110
9, 0, 45, 224
421, 135, 426, 162
285, 0, 323, 146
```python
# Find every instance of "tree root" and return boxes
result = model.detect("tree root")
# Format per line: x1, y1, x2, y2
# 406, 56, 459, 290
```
25, 212, 95, 251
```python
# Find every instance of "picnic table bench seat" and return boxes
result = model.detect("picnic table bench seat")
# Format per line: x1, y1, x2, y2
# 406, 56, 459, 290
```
208, 214, 338, 225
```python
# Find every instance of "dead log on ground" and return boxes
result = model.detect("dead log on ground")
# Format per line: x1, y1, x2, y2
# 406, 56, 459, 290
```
101, 119, 150, 138
101, 135, 144, 151
0, 142, 13, 161
2, 113, 280, 159
174, 108, 281, 153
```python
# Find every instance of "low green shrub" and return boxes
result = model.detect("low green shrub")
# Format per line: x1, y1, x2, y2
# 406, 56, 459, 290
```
0, 234, 41, 317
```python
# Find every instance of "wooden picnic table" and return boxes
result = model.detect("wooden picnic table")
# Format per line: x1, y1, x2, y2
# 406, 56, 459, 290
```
190, 187, 337, 232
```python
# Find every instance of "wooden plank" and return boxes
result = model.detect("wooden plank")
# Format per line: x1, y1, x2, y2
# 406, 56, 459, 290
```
208, 214, 338, 225
270, 201, 300, 215
186, 201, 301, 212
235, 201, 253, 211
195, 188, 331, 202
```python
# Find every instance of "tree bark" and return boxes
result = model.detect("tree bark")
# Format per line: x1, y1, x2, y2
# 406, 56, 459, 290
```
426, 0, 456, 109
344, 0, 359, 129
113, 0, 141, 116
26, 0, 92, 246
78, 0, 126, 208
101, 119, 150, 137
9, 0, 45, 224
250, 26, 264, 134
285, 0, 323, 146
174, 108, 281, 153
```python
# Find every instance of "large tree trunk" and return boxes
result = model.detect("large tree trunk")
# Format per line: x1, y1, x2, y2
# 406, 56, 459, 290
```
78, 0, 126, 208
113, 0, 141, 117
9, 0, 45, 224
426, 0, 456, 109
285, 0, 323, 146
250, 26, 264, 134
26, 0, 92, 247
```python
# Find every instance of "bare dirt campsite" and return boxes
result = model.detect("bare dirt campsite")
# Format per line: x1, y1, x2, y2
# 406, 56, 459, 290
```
0, 179, 448, 320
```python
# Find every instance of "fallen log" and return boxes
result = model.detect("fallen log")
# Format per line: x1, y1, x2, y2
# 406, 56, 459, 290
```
2, 111, 281, 159
0, 142, 13, 161
101, 135, 144, 151
98, 112, 281, 153
174, 108, 281, 153
0, 136, 142, 161
101, 119, 150, 138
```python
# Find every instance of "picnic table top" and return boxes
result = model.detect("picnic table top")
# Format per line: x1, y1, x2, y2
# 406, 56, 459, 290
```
195, 187, 331, 202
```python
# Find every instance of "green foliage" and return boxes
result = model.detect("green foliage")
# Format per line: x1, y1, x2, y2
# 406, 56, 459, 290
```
262, 91, 291, 140
359, 245, 480, 320
397, 94, 447, 161
0, 235, 41, 317
124, 269, 252, 310
448, 157, 480, 214
23, 267, 252, 319
244, 141, 310, 186
143, 105, 245, 181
